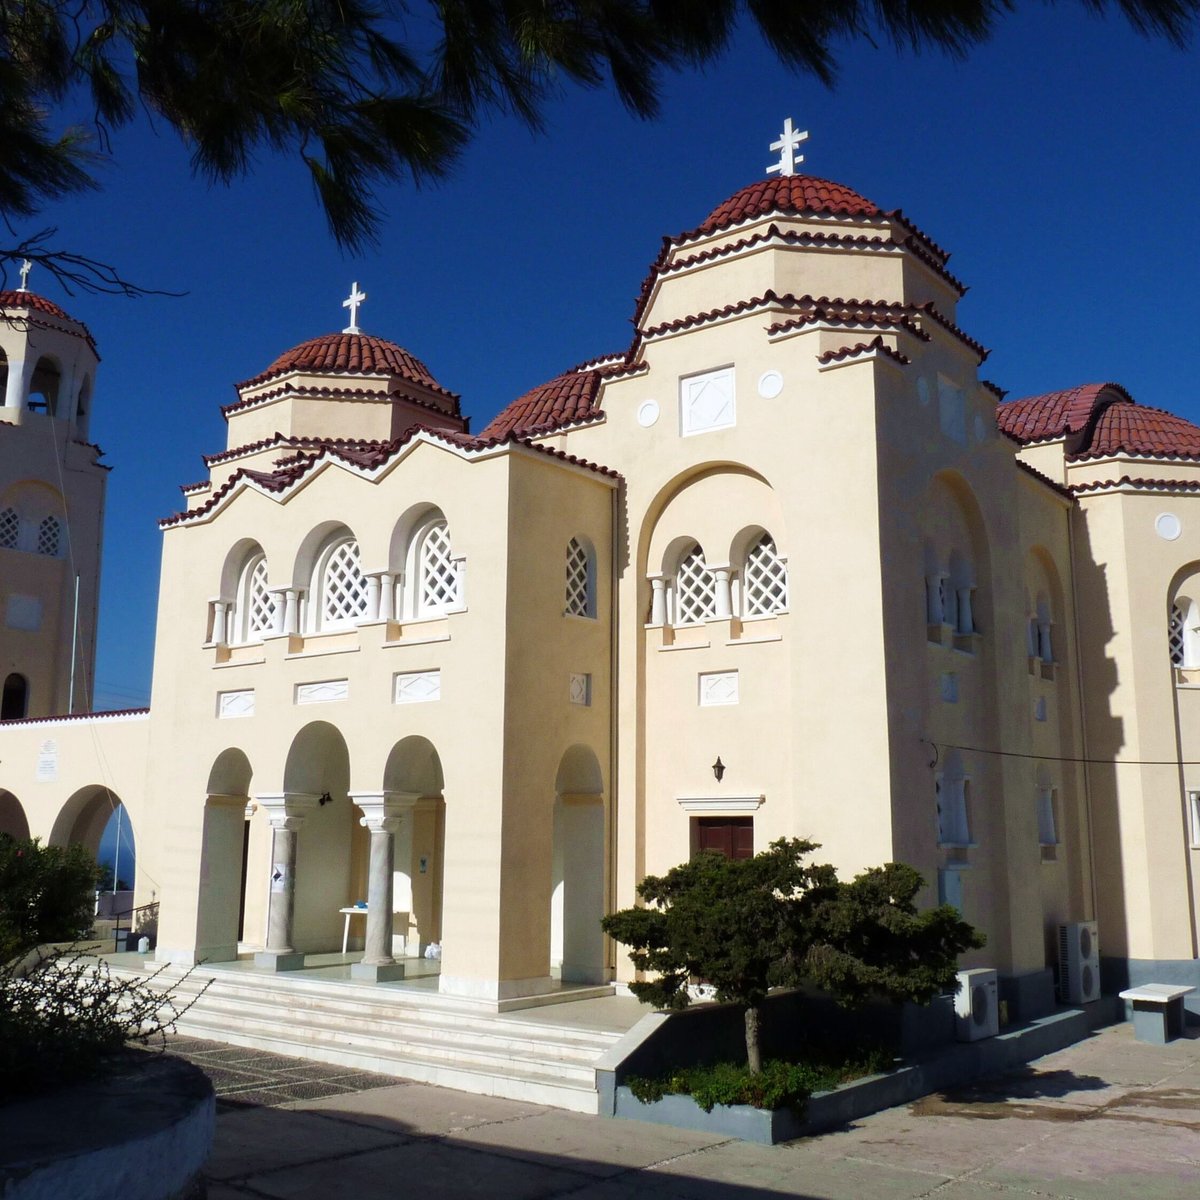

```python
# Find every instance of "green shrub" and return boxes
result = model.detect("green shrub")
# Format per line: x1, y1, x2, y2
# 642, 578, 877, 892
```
0, 834, 100, 962
625, 1044, 893, 1113
0, 946, 209, 1104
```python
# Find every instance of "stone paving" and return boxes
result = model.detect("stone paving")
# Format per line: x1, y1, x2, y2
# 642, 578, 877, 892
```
179, 1023, 1200, 1199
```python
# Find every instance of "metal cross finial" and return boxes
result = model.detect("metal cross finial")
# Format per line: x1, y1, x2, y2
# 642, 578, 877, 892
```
342, 282, 366, 333
17, 259, 32, 291
766, 118, 809, 178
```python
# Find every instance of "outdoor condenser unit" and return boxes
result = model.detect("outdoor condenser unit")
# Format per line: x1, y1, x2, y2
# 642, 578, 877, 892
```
1058, 921, 1100, 1003
954, 968, 999, 1041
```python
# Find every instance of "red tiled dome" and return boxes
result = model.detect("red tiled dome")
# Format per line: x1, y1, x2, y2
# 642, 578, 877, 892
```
245, 332, 448, 392
1079, 403, 1200, 460
480, 369, 603, 440
0, 290, 73, 320
694, 175, 882, 236
998, 384, 1133, 443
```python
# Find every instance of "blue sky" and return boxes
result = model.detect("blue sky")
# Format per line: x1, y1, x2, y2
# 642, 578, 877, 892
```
19, 9, 1200, 710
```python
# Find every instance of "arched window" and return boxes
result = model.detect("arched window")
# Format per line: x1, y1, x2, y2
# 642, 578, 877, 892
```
675, 543, 715, 625
935, 757, 972, 848
28, 356, 61, 415
1170, 602, 1186, 667
36, 515, 61, 557
231, 553, 276, 643
564, 537, 595, 618
415, 519, 458, 616
1, 673, 28, 720
0, 507, 18, 550
1170, 597, 1200, 669
311, 537, 369, 631
742, 533, 788, 616
1035, 594, 1054, 664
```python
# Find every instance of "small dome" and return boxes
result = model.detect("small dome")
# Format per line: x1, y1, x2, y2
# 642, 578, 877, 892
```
243, 332, 451, 394
0, 289, 73, 320
694, 175, 882, 236
998, 384, 1134, 444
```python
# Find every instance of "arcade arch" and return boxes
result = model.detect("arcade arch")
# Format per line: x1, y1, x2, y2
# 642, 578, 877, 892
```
550, 744, 605, 984
0, 790, 30, 839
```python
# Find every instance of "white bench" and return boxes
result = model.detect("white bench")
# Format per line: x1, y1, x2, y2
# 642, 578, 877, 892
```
1118, 984, 1195, 1044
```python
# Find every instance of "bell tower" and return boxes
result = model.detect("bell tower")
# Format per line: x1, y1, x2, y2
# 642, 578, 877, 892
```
0, 273, 107, 718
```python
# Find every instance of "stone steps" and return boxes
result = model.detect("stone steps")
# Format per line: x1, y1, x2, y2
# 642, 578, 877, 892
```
110, 961, 620, 1113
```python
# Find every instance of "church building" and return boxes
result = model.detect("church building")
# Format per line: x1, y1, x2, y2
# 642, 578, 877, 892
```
4, 126, 1200, 1027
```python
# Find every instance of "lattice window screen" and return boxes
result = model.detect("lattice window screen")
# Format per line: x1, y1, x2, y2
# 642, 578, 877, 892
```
743, 534, 788, 615
419, 522, 457, 613
675, 545, 716, 625
245, 557, 276, 637
36, 516, 61, 557
0, 508, 18, 550
321, 540, 369, 626
1170, 604, 1186, 667
565, 538, 591, 616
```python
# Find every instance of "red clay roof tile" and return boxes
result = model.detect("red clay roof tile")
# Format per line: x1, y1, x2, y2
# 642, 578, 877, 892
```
479, 369, 604, 440
0, 290, 72, 319
996, 383, 1133, 442
239, 332, 458, 399
1075, 403, 1200, 461
693, 176, 882, 236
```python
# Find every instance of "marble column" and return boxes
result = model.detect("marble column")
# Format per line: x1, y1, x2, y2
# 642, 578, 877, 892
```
379, 572, 397, 623
649, 576, 667, 627
211, 601, 229, 646
712, 566, 733, 621
253, 792, 317, 971
349, 792, 411, 981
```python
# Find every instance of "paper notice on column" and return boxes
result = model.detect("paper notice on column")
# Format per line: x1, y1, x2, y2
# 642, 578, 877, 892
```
35, 739, 59, 782
271, 863, 290, 893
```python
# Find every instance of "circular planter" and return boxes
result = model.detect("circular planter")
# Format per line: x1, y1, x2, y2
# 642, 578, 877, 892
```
0, 1054, 214, 1199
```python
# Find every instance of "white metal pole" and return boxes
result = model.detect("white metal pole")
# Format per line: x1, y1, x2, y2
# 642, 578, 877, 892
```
68, 574, 80, 713
112, 803, 122, 895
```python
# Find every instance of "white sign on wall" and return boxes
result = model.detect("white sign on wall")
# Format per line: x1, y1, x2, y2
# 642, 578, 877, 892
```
698, 671, 739, 707
295, 679, 349, 705
681, 367, 735, 436
217, 690, 256, 719
35, 739, 59, 782
394, 671, 441, 704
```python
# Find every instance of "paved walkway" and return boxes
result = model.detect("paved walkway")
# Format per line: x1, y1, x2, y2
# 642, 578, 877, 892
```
179, 1023, 1200, 1199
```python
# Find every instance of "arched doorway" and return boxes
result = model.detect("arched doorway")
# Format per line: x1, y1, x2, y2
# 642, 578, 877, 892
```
193, 748, 256, 963
281, 721, 357, 954
383, 736, 445, 959
551, 745, 605, 984
2, 673, 28, 720
50, 785, 123, 856
0, 790, 30, 840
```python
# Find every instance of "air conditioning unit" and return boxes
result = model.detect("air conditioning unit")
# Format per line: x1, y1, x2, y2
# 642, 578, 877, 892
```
954, 968, 999, 1041
1059, 921, 1100, 1003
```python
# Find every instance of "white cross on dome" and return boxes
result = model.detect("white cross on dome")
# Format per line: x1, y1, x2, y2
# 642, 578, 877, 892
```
17, 259, 32, 291
766, 118, 809, 178
342, 282, 366, 333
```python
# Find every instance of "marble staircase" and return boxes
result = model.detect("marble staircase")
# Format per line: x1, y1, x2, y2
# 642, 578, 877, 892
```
109, 959, 625, 1113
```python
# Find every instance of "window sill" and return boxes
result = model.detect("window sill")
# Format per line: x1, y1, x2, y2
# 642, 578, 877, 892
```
563, 611, 598, 623
927, 623, 954, 647
212, 656, 266, 669
383, 632, 452, 649
284, 644, 362, 661
952, 632, 981, 655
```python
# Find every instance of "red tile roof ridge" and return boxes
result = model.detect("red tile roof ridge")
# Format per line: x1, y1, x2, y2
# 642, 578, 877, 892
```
0, 293, 99, 354
0, 706, 150, 726
659, 224, 966, 298
1015, 459, 1075, 501
180, 480, 210, 494
913, 301, 989, 363
204, 432, 391, 467
1070, 474, 1200, 495
767, 309, 930, 343
641, 289, 806, 339
981, 380, 1008, 401
887, 210, 951, 265
816, 336, 912, 366
221, 379, 463, 422
1066, 401, 1200, 461
570, 351, 629, 372
161, 425, 620, 527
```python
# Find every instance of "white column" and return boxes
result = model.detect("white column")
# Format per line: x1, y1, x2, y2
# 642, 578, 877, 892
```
365, 574, 382, 621
212, 601, 229, 645
270, 589, 286, 635
925, 574, 944, 625
380, 572, 397, 622
649, 576, 667, 627
1038, 621, 1053, 663
283, 589, 300, 635
349, 792, 412, 981
451, 556, 467, 609
253, 792, 318, 971
956, 587, 974, 635
712, 566, 733, 620
3, 358, 26, 411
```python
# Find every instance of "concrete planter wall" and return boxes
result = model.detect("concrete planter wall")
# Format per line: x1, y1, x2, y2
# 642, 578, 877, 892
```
603, 1000, 1122, 1144
0, 1055, 214, 1199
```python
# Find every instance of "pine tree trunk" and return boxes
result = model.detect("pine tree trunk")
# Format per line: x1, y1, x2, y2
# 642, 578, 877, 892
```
745, 1003, 763, 1074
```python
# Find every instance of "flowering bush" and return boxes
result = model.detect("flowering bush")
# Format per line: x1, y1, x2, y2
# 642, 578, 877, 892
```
0, 833, 99, 962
